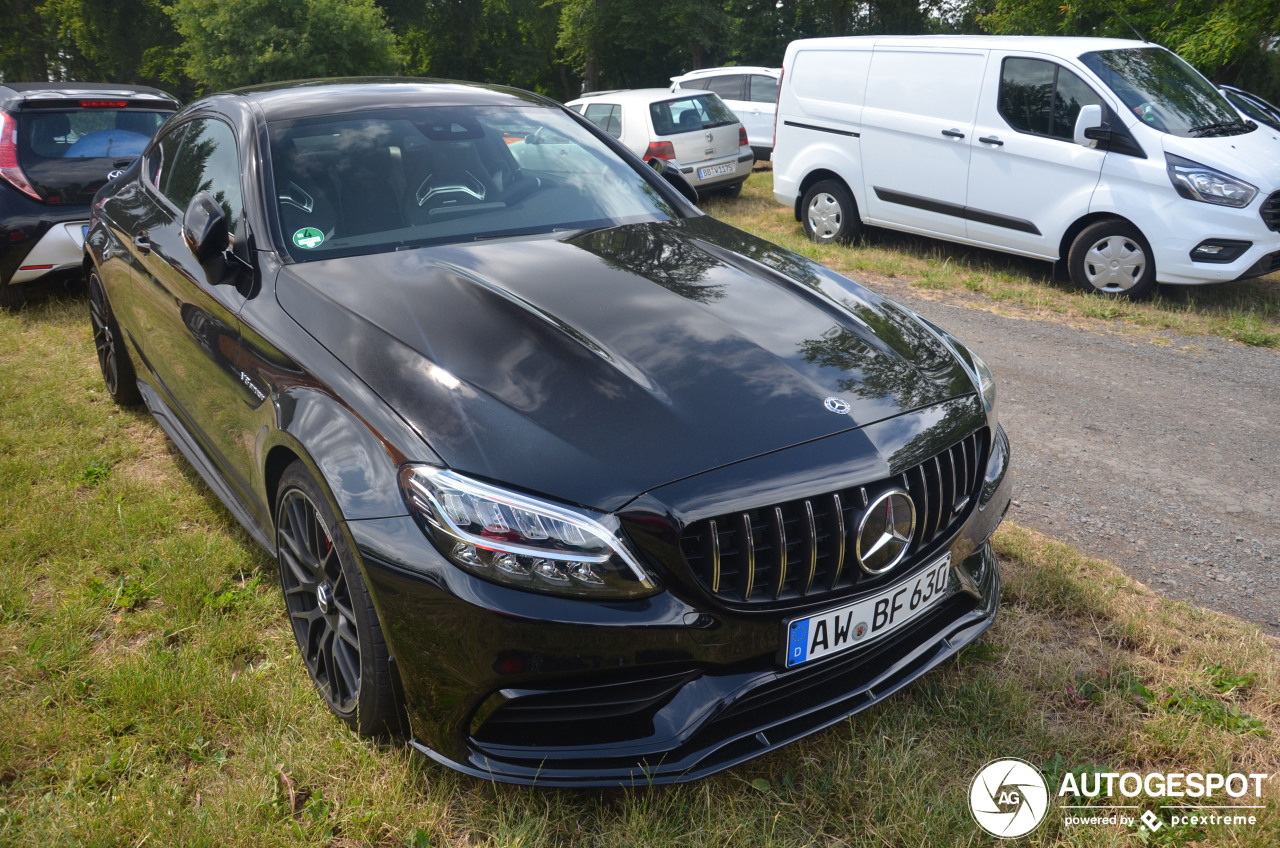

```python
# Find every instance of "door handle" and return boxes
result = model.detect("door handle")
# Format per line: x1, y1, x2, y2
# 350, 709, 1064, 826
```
132, 232, 151, 255
978, 136, 1004, 146
941, 128, 966, 139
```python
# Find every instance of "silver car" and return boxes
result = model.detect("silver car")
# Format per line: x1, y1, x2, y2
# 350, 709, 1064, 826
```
670, 67, 781, 161
567, 88, 754, 196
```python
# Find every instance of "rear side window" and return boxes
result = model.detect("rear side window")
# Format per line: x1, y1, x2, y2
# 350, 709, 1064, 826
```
582, 103, 622, 138
999, 58, 1103, 141
159, 118, 243, 231
649, 94, 737, 136
19, 110, 169, 164
697, 75, 746, 101
749, 75, 779, 104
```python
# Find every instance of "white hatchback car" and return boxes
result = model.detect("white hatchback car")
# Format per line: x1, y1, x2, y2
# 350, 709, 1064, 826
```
567, 89, 754, 195
670, 67, 781, 161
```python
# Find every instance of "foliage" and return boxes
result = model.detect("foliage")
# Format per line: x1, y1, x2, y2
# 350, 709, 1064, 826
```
168, 0, 402, 93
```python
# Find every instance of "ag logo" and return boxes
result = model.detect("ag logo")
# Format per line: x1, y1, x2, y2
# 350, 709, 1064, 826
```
969, 758, 1049, 839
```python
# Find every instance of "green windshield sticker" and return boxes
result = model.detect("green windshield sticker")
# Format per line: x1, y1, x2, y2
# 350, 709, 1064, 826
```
293, 227, 324, 249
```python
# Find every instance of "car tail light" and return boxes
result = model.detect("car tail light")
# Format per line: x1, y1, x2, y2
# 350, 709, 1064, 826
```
0, 111, 41, 200
738, 126, 748, 148
644, 140, 675, 160
79, 100, 128, 108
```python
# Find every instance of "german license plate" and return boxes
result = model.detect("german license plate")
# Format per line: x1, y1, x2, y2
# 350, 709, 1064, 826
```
784, 554, 951, 668
698, 163, 734, 179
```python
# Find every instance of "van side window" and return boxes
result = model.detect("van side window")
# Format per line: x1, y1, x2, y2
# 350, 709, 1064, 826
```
749, 75, 779, 104
700, 75, 746, 101
999, 58, 1103, 141
582, 103, 622, 138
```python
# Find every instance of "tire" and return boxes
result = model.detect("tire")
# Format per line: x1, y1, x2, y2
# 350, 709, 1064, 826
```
1067, 220, 1157, 299
88, 269, 141, 405
0, 282, 26, 310
275, 462, 399, 737
801, 179, 861, 243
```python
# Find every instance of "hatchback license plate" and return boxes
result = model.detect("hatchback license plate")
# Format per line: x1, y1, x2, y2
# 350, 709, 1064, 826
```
785, 554, 951, 668
698, 163, 734, 179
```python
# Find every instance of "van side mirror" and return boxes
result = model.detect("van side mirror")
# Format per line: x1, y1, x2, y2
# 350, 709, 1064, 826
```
182, 191, 230, 265
1074, 105, 1105, 148
647, 157, 700, 205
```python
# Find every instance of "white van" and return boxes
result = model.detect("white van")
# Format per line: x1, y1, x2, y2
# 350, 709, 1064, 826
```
773, 36, 1280, 298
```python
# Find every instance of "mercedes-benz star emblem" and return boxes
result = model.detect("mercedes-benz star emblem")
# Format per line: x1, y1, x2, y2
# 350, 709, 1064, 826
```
824, 396, 851, 414
855, 488, 915, 574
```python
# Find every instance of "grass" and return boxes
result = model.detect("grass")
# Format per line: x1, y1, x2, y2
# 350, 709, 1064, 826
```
701, 169, 1280, 349
2, 298, 1279, 847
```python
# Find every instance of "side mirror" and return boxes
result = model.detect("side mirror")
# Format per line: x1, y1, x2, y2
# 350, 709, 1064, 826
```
647, 157, 699, 205
1074, 104, 1105, 148
182, 191, 230, 265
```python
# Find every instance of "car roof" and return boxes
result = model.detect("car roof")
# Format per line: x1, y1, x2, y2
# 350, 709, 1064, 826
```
786, 34, 1151, 57
671, 66, 780, 82
567, 88, 722, 107
0, 81, 178, 109
215, 77, 553, 122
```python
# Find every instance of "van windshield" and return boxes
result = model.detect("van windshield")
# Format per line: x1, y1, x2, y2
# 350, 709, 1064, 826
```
1080, 47, 1252, 138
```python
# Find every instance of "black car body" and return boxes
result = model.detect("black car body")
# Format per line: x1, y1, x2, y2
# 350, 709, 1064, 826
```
85, 79, 1012, 786
1, 82, 177, 306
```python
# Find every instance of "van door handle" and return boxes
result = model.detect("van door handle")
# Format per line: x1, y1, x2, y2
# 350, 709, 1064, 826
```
132, 232, 151, 255
978, 136, 1004, 146
941, 129, 966, 139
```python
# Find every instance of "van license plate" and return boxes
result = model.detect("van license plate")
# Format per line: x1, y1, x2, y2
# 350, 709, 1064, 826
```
784, 554, 951, 668
697, 163, 734, 179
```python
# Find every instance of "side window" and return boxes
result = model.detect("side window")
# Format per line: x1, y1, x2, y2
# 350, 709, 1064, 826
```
700, 74, 745, 101
160, 118, 244, 231
749, 74, 779, 104
146, 122, 186, 190
1000, 57, 1103, 141
582, 103, 622, 139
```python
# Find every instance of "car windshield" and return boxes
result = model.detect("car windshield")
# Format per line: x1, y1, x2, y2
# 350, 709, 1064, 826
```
267, 105, 679, 261
1223, 88, 1280, 130
648, 94, 738, 136
1080, 47, 1252, 137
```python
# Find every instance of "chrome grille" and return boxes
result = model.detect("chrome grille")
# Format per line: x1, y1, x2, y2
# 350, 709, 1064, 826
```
679, 428, 989, 607
1263, 191, 1280, 232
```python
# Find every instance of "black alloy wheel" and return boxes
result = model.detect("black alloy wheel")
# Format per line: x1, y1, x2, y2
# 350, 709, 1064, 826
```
88, 269, 141, 405
274, 462, 399, 735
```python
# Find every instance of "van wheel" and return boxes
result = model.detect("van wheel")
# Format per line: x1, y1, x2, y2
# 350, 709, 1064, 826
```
802, 180, 860, 243
1067, 220, 1157, 299
275, 461, 400, 737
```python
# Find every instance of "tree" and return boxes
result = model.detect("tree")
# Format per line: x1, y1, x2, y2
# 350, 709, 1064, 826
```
169, 0, 402, 93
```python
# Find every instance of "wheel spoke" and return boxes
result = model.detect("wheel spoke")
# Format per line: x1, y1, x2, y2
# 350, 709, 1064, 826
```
332, 634, 360, 704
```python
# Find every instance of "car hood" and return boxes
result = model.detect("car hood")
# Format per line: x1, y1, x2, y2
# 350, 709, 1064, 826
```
276, 217, 976, 511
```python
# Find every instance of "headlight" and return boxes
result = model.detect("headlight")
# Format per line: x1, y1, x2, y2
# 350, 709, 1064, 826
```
399, 465, 659, 599
969, 350, 997, 415
1166, 154, 1257, 208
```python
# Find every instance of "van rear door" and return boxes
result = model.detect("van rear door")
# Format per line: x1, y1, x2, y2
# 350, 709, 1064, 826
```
859, 46, 987, 237
965, 53, 1107, 258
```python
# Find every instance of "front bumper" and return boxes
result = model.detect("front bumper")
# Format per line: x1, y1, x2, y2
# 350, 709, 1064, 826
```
348, 421, 1012, 786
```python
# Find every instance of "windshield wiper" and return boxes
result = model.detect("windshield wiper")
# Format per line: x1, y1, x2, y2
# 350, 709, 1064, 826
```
1190, 119, 1254, 137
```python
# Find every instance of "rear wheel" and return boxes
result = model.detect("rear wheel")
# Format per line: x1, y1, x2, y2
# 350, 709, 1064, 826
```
801, 179, 861, 243
275, 462, 399, 736
1067, 220, 1157, 299
88, 269, 141, 405
0, 283, 26, 310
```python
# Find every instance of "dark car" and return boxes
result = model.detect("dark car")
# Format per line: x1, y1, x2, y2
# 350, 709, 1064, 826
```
1220, 84, 1280, 132
0, 82, 177, 307
85, 78, 1012, 786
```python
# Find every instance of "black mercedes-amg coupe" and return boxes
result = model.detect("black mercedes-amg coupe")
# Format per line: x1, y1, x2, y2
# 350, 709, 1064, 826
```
85, 78, 1012, 786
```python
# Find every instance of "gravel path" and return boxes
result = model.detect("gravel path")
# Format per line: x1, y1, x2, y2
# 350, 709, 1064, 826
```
873, 280, 1280, 633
